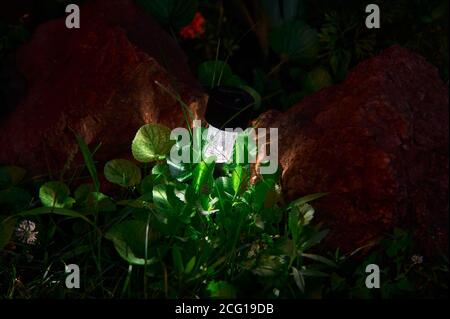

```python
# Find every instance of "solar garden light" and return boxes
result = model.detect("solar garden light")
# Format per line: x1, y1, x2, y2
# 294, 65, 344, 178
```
203, 86, 256, 164
167, 86, 279, 176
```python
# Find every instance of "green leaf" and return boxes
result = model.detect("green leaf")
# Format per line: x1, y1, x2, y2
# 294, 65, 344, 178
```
0, 216, 16, 250
150, 163, 172, 187
296, 203, 315, 225
207, 281, 237, 299
253, 255, 287, 277
16, 207, 94, 226
214, 177, 235, 199
117, 193, 154, 210
86, 192, 116, 212
0, 166, 26, 189
74, 183, 94, 203
153, 184, 184, 214
105, 219, 157, 266
132, 124, 175, 163
192, 161, 214, 194
302, 67, 333, 93
231, 165, 248, 195
108, 235, 146, 265
288, 209, 301, 243
39, 181, 75, 209
167, 158, 193, 182
139, 175, 154, 195
151, 184, 187, 235
300, 268, 330, 278
74, 133, 100, 192
185, 256, 196, 275
269, 21, 319, 63
136, 0, 197, 29
330, 49, 351, 81
292, 266, 305, 293
104, 159, 142, 187
301, 229, 329, 250
252, 179, 273, 212
198, 60, 233, 88
289, 192, 328, 209
172, 245, 184, 274
301, 253, 338, 268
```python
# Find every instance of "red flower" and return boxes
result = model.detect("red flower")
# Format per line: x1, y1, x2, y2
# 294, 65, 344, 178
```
180, 12, 205, 39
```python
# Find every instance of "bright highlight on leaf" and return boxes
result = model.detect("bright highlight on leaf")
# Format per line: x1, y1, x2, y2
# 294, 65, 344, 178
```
132, 124, 175, 163
39, 181, 75, 209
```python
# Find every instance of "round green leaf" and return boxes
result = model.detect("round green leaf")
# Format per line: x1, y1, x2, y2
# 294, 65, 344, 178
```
39, 181, 75, 209
105, 219, 157, 266
104, 159, 142, 187
132, 124, 175, 163
207, 281, 237, 299
302, 67, 333, 93
269, 21, 319, 63
74, 183, 94, 203
86, 192, 116, 212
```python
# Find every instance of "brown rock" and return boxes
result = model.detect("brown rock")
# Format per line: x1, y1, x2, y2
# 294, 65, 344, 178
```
253, 46, 449, 253
0, 0, 205, 176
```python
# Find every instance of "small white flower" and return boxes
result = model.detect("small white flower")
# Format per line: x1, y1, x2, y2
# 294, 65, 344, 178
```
411, 254, 423, 265
273, 288, 280, 297
15, 220, 38, 245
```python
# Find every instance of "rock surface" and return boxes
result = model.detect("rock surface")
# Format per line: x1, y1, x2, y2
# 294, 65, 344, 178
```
0, 0, 205, 175
253, 46, 449, 253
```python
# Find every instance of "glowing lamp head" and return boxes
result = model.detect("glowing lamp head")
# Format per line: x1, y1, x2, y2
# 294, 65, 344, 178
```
204, 86, 255, 163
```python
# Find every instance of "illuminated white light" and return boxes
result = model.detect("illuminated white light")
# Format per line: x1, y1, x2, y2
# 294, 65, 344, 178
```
203, 125, 239, 163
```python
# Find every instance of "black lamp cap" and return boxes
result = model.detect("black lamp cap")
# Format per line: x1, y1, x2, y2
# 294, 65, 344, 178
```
204, 86, 255, 129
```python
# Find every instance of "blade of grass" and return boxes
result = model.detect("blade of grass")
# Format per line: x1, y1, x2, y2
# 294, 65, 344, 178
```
154, 81, 194, 137
212, 38, 221, 87
73, 131, 101, 192
10, 207, 95, 227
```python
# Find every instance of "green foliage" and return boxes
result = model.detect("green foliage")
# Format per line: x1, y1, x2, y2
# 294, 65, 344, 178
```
100, 123, 335, 297
74, 133, 100, 192
302, 67, 333, 93
105, 219, 157, 266
0, 125, 447, 299
0, 216, 16, 250
39, 181, 75, 209
263, 0, 305, 27
197, 60, 246, 88
104, 159, 141, 188
0, 0, 448, 299
0, 122, 336, 298
318, 11, 375, 82
207, 281, 237, 298
135, 0, 198, 29
132, 124, 175, 163
269, 20, 319, 63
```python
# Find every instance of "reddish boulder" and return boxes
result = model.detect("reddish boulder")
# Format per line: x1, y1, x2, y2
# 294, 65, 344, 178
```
0, 0, 205, 176
253, 46, 449, 253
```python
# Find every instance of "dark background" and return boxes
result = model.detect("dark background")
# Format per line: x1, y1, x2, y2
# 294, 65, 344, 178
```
1, 0, 448, 120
